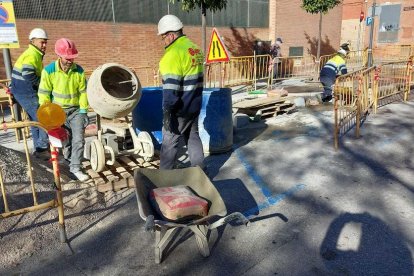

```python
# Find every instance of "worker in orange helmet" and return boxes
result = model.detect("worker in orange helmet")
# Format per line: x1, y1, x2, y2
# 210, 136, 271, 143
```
38, 38, 90, 182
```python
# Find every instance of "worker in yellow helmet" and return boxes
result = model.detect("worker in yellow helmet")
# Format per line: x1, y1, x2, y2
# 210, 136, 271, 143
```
10, 28, 49, 159
38, 38, 90, 182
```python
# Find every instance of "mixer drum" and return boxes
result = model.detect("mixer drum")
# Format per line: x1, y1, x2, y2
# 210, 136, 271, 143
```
87, 63, 142, 119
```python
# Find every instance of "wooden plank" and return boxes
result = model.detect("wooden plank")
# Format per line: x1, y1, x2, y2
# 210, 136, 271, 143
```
112, 161, 133, 179
102, 170, 119, 182
233, 96, 288, 109
96, 177, 135, 193
83, 153, 160, 193
119, 156, 139, 169
276, 105, 296, 115
83, 161, 106, 185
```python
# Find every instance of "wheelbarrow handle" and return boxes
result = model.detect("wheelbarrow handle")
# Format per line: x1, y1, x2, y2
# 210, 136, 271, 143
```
144, 215, 155, 232
208, 212, 250, 230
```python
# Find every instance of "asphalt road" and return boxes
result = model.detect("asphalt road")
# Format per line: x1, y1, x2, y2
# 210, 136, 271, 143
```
2, 99, 414, 275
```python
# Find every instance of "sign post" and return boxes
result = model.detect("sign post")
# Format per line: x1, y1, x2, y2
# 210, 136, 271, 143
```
0, 0, 19, 78
367, 0, 377, 67
0, 0, 21, 138
206, 28, 230, 87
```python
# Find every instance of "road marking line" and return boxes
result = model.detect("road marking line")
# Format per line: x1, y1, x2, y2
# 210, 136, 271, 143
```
243, 184, 306, 218
235, 149, 306, 217
235, 149, 272, 198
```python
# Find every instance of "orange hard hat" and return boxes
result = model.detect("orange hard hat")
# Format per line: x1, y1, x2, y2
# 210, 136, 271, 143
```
55, 38, 78, 59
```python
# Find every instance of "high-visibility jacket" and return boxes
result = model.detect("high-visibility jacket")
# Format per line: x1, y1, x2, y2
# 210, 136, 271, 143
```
320, 54, 348, 80
159, 35, 204, 116
10, 44, 44, 96
38, 60, 88, 111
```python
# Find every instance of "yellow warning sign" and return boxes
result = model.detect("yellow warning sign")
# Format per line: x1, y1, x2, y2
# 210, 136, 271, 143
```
0, 0, 19, 48
206, 28, 230, 64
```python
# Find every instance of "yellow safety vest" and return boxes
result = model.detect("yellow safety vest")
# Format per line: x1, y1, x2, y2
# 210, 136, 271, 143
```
38, 59, 88, 111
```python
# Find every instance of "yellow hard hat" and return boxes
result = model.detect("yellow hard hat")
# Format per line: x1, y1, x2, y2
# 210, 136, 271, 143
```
37, 102, 66, 130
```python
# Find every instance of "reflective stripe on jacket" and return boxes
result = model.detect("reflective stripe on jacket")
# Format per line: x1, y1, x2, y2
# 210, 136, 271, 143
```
10, 44, 44, 96
159, 35, 204, 116
320, 55, 348, 80
38, 60, 88, 110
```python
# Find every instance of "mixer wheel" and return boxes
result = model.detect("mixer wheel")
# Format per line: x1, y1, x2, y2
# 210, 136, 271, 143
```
90, 139, 106, 172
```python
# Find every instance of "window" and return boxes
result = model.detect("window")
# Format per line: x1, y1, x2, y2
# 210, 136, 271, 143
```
289, 47, 304, 57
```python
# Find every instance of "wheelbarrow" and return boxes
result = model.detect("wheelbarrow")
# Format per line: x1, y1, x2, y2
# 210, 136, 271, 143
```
134, 166, 250, 264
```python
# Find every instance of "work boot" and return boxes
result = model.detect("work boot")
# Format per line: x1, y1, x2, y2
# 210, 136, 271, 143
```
33, 147, 50, 161
70, 170, 90, 182
322, 95, 333, 103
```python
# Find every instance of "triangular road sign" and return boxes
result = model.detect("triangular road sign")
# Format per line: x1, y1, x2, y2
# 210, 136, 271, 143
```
206, 28, 230, 63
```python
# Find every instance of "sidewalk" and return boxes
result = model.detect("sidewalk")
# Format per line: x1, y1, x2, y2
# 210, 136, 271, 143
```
1, 98, 414, 275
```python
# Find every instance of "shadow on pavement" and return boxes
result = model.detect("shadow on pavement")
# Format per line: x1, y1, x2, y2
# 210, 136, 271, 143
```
320, 212, 413, 275
204, 119, 268, 179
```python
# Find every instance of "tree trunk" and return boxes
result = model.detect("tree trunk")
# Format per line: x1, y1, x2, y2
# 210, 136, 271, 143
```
317, 12, 322, 59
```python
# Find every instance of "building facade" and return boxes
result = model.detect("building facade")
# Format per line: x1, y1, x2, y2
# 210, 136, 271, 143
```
268, 0, 343, 57
2, 1, 411, 80
342, 0, 414, 50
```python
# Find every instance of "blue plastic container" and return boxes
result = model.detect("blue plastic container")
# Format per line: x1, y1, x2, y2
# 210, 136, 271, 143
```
132, 87, 233, 154
198, 88, 233, 154
132, 87, 163, 149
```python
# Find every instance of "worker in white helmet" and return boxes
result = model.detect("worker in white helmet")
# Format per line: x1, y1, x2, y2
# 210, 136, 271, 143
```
319, 43, 350, 103
157, 14, 205, 170
10, 28, 50, 160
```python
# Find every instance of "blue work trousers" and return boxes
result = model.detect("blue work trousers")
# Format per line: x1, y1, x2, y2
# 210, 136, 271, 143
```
62, 107, 88, 173
12, 90, 49, 150
160, 115, 204, 170
320, 75, 335, 98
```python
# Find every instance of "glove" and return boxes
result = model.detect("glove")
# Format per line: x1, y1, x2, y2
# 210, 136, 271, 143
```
79, 109, 89, 128
163, 109, 172, 132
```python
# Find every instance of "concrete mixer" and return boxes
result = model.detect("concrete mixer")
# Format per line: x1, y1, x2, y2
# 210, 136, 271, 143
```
84, 63, 154, 172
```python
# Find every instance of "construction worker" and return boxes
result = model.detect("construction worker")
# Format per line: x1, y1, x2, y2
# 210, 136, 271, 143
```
269, 37, 283, 80
319, 43, 350, 103
38, 38, 90, 182
157, 14, 204, 170
10, 28, 49, 159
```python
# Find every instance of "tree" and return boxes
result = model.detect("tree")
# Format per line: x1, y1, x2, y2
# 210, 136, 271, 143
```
169, 0, 227, 54
302, 0, 341, 59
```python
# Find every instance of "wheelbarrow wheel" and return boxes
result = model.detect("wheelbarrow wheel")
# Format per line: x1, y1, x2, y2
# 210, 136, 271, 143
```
90, 139, 106, 172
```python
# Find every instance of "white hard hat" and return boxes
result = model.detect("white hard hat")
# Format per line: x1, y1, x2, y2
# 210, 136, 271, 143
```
29, 28, 48, 40
157, 15, 183, 35
338, 48, 348, 56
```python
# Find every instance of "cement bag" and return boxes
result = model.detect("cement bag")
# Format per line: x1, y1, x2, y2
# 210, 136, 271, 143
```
150, 185, 209, 221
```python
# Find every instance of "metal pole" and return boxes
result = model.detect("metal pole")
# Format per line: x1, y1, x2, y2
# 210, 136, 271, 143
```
357, 21, 362, 52
3, 48, 22, 131
247, 0, 250, 28
111, 0, 116, 23
368, 0, 376, 67
3, 49, 12, 79
201, 1, 206, 55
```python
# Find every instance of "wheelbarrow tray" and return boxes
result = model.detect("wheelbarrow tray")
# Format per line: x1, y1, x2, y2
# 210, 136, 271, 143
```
134, 166, 249, 263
